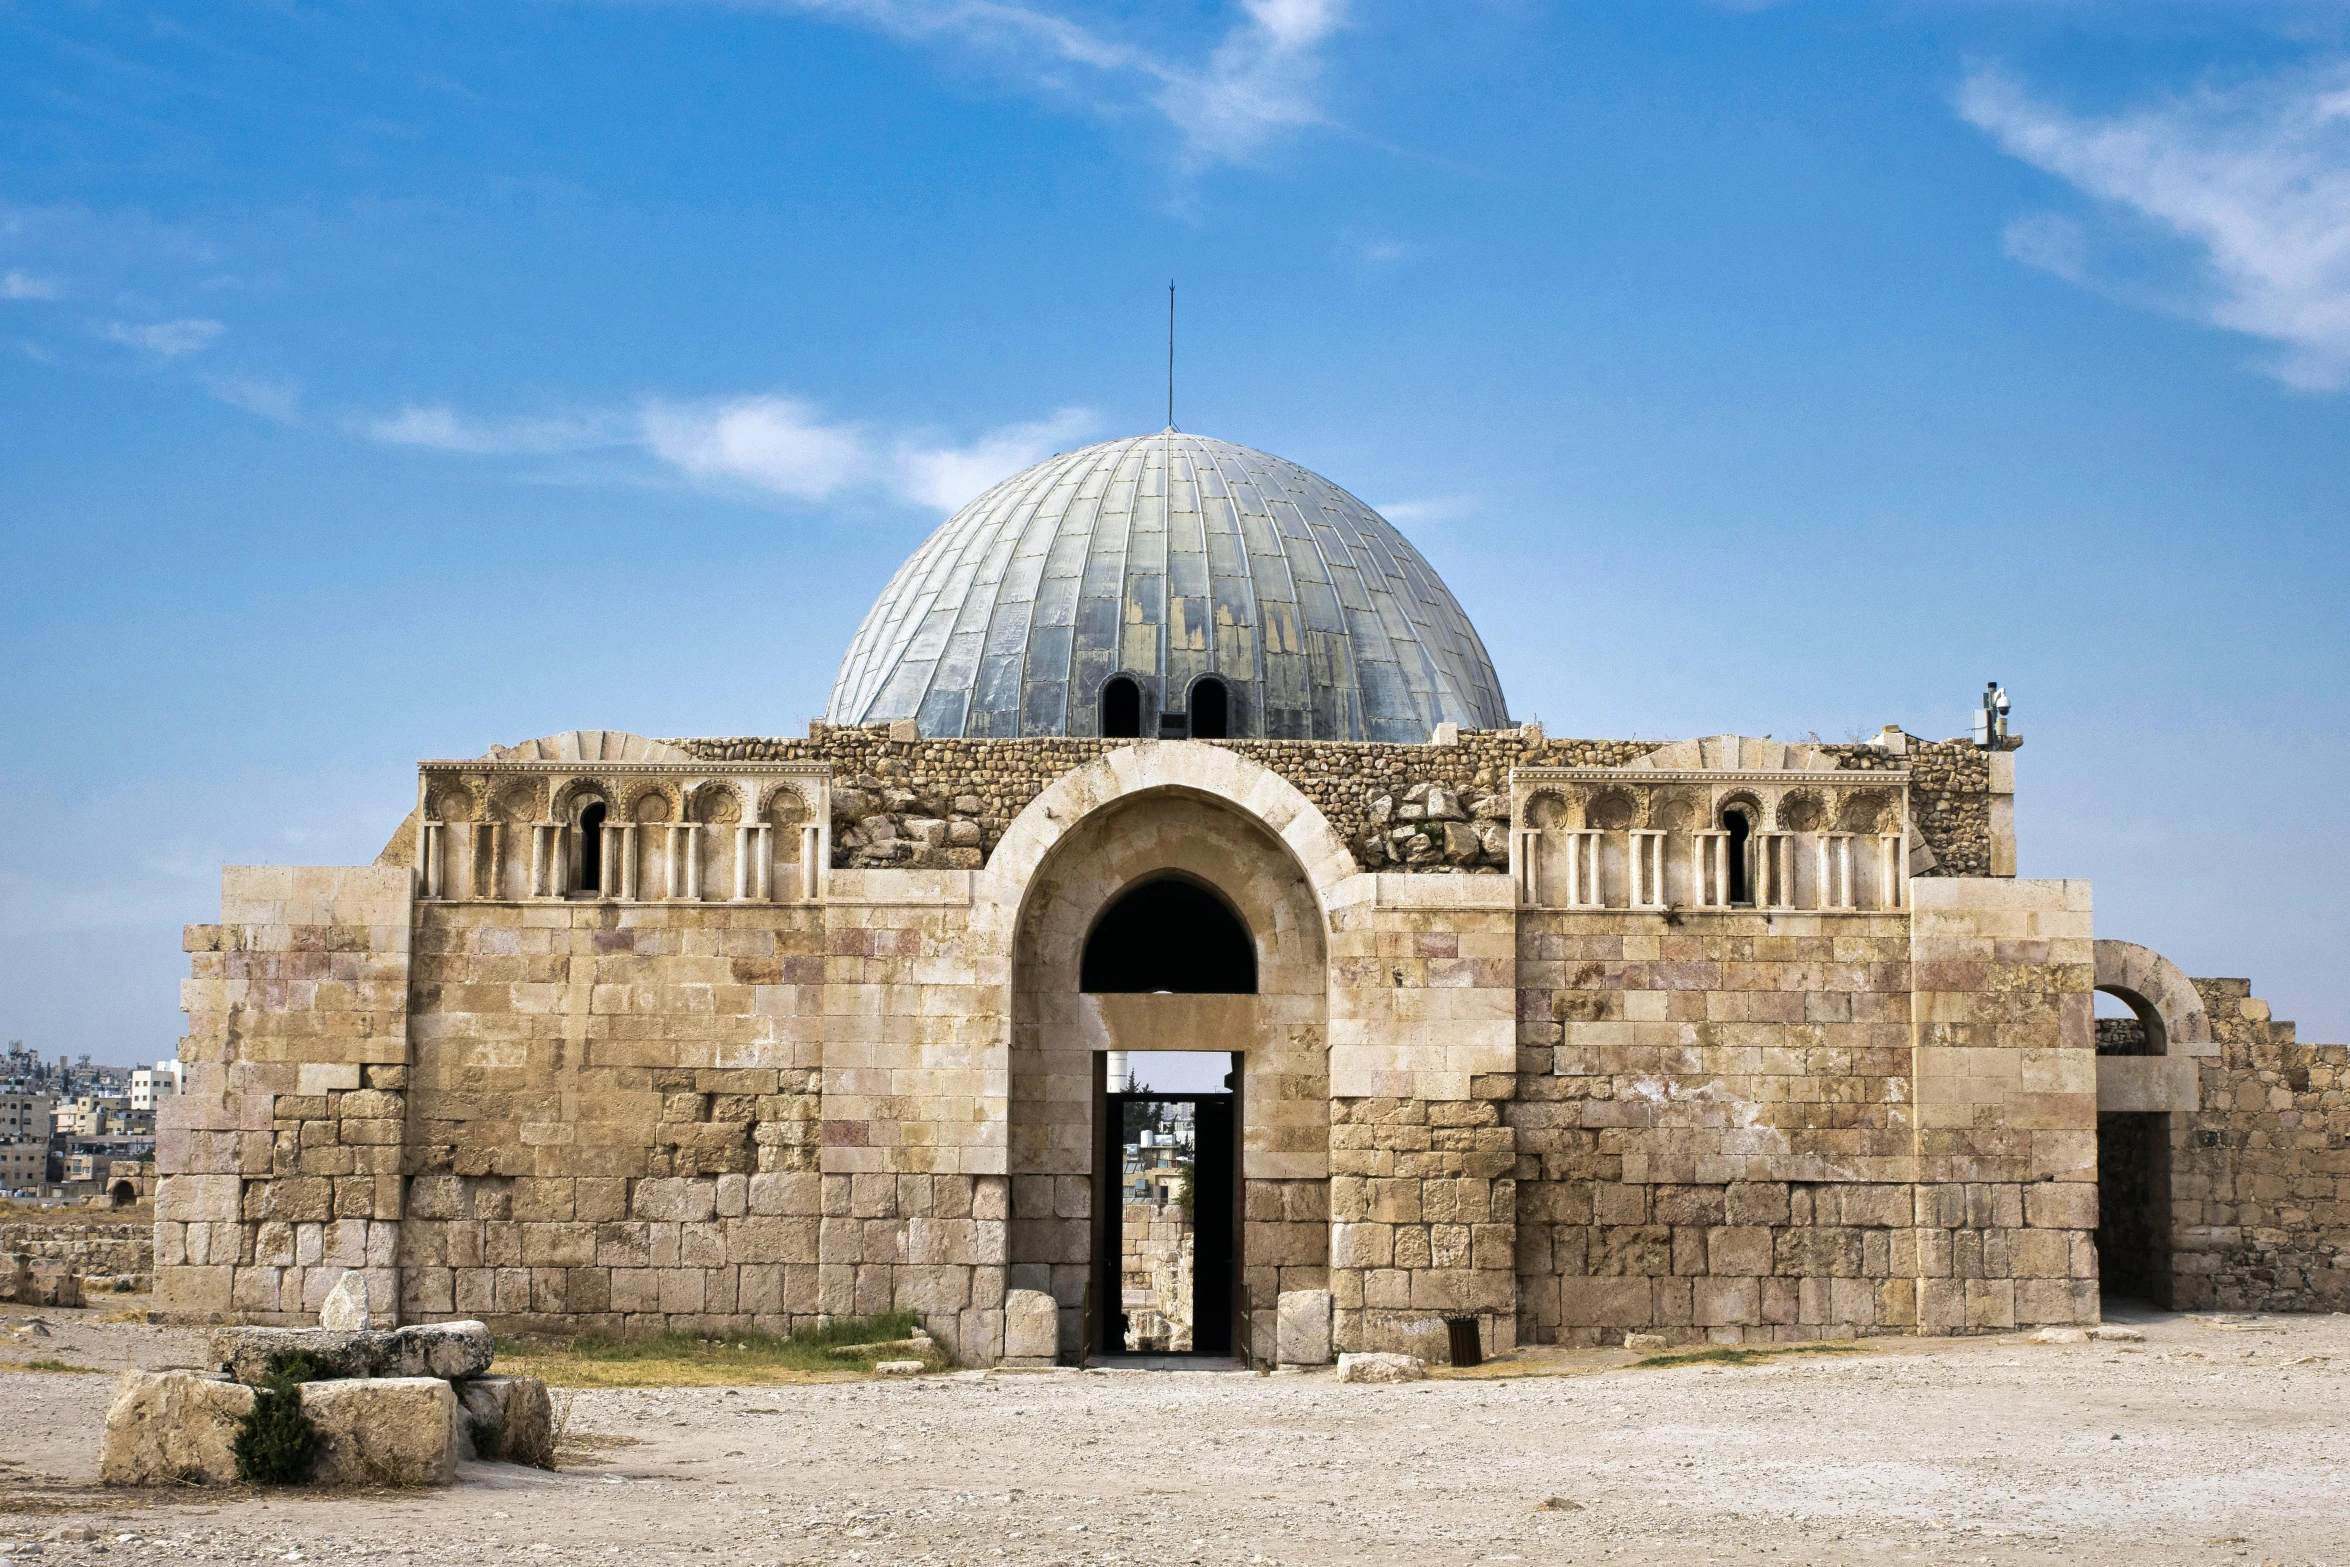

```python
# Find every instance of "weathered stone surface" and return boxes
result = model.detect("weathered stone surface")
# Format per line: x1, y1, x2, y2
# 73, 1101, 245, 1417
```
214, 1321, 493, 1385
456, 1375, 554, 1467
1003, 1289, 1058, 1365
875, 1359, 924, 1376
1336, 1352, 1427, 1384
100, 1371, 255, 1487
301, 1377, 457, 1487
319, 1270, 372, 1332
1623, 1333, 1669, 1353
1276, 1289, 1333, 1366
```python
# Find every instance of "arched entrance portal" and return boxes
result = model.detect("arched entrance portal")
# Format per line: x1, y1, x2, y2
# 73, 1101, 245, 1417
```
2092, 940, 2213, 1311
1082, 876, 1251, 1356
1009, 787, 1330, 1365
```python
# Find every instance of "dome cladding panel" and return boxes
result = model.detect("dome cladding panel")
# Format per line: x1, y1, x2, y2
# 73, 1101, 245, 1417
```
826, 433, 1510, 741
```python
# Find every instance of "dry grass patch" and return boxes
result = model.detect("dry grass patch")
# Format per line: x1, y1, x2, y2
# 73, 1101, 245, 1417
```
0, 1358, 102, 1375
495, 1311, 946, 1388
1632, 1342, 1868, 1370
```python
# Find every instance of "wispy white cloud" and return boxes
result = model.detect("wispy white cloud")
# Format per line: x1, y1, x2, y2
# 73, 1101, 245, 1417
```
643, 0, 1349, 168
640, 394, 872, 498
363, 389, 1093, 510
207, 376, 305, 425
100, 317, 224, 357
365, 403, 626, 455
1961, 62, 2350, 390
1, 269, 60, 300
893, 405, 1094, 508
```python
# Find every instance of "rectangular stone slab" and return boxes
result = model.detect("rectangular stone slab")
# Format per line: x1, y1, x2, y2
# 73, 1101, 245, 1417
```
100, 1371, 256, 1487
300, 1376, 457, 1487
212, 1321, 493, 1385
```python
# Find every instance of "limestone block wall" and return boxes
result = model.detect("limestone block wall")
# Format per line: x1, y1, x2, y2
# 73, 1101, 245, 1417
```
2170, 980, 2350, 1311
1512, 908, 1920, 1346
0, 1222, 151, 1280
1326, 877, 1519, 1359
1909, 880, 2099, 1333
159, 865, 414, 1325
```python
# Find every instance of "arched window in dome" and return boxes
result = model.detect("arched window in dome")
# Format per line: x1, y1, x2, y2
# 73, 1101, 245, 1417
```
1189, 677, 1231, 740
1101, 675, 1142, 739
1081, 877, 1256, 994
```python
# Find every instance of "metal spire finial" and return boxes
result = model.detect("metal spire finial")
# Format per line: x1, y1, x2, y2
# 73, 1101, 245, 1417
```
1166, 280, 1176, 433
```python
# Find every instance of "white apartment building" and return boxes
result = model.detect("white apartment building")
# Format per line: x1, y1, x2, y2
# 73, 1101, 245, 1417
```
130, 1060, 183, 1112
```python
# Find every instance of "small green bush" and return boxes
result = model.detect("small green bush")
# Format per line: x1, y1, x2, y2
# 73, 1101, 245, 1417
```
230, 1348, 338, 1485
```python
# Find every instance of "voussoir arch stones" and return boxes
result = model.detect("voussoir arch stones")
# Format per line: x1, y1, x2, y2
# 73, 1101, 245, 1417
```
974, 741, 1360, 937
486, 730, 694, 764
2094, 939, 2214, 1058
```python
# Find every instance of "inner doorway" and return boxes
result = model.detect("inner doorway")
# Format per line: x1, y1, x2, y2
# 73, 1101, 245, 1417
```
1095, 1063, 1237, 1359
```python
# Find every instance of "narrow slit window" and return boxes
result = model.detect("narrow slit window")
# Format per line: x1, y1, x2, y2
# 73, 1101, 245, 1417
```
578, 801, 606, 893
1725, 808, 1751, 905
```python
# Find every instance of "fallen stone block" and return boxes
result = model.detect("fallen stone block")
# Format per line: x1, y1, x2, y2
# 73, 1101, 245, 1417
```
17, 1262, 83, 1309
0, 1252, 25, 1302
1336, 1352, 1427, 1384
2027, 1328, 2089, 1345
301, 1377, 457, 1487
214, 1321, 494, 1385
1276, 1289, 1333, 1367
875, 1360, 925, 1376
100, 1370, 256, 1487
1002, 1289, 1058, 1366
1623, 1332, 1669, 1353
2087, 1325, 2146, 1342
456, 1376, 555, 1468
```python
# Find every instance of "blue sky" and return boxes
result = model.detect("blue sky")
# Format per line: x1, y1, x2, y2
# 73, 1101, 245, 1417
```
4, 0, 2347, 1063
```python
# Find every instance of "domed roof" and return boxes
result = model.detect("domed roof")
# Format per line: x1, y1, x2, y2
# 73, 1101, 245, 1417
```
825, 432, 1509, 742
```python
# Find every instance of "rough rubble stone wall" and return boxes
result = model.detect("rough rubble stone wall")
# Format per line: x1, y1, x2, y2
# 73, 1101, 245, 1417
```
160, 866, 414, 1326
0, 1222, 151, 1279
2170, 979, 2350, 1311
1118, 1197, 1193, 1350
1512, 910, 1921, 1346
673, 729, 1998, 881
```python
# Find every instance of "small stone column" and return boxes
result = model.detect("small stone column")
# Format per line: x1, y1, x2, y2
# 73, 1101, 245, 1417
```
1628, 830, 1668, 910
1511, 827, 1542, 906
683, 823, 703, 901
618, 824, 640, 901
799, 823, 822, 901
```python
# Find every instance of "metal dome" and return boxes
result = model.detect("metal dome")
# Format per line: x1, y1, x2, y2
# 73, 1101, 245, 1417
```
825, 432, 1510, 742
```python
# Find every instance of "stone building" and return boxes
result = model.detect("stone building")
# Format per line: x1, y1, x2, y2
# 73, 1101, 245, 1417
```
157, 431, 2349, 1362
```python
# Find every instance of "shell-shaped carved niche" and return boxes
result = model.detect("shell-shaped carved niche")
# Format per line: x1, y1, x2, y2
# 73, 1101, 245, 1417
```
1779, 791, 1826, 833
1653, 788, 1705, 832
1585, 786, 1638, 832
762, 785, 811, 827
491, 780, 545, 823
690, 783, 741, 825
1526, 790, 1571, 830
1839, 790, 1891, 834
628, 783, 678, 824
1717, 789, 1763, 829
430, 784, 476, 823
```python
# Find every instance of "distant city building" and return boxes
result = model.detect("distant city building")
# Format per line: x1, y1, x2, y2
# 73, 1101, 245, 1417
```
131, 1060, 183, 1111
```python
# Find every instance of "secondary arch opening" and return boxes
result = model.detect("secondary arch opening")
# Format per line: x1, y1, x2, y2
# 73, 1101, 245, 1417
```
1080, 876, 1258, 995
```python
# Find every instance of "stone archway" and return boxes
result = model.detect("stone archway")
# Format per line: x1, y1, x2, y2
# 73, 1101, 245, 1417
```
2092, 939, 2209, 1309
975, 743, 1350, 1363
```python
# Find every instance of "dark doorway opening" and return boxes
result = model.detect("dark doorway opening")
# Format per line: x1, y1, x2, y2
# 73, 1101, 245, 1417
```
1081, 878, 1257, 994
1724, 808, 1752, 905
1101, 676, 1142, 739
108, 1181, 138, 1207
2097, 1113, 2172, 1307
1094, 1087, 1237, 1360
578, 801, 607, 893
1189, 677, 1230, 739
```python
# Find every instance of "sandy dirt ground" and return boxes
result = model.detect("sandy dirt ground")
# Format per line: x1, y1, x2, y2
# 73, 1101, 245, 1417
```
3, 1299, 2347, 1567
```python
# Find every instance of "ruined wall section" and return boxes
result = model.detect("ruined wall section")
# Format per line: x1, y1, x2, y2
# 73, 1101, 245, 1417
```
2171, 979, 2350, 1311
1512, 910, 1920, 1347
160, 866, 413, 1325
674, 728, 1996, 883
